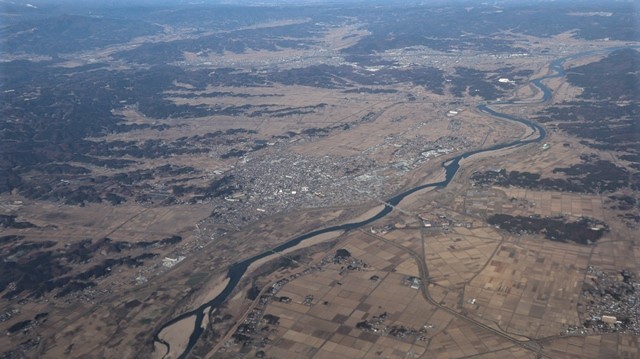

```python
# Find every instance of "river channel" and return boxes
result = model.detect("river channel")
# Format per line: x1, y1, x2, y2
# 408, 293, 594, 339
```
153, 47, 627, 359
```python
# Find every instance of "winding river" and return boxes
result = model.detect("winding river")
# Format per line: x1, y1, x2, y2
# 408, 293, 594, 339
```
153, 47, 627, 358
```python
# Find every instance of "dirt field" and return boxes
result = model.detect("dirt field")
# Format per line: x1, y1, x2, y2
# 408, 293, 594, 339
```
2, 9, 638, 358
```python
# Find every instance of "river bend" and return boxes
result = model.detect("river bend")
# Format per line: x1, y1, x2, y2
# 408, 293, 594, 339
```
153, 47, 628, 359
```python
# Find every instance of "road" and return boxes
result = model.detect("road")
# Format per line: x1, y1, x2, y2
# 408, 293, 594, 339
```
359, 228, 551, 358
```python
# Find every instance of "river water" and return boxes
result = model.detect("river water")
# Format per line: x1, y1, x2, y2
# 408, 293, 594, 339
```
153, 47, 630, 359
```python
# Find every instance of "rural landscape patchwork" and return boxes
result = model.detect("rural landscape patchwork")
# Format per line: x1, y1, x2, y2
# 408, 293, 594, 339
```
0, 0, 639, 358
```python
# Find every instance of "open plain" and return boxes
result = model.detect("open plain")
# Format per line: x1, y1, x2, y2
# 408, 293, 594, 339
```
0, 1, 638, 358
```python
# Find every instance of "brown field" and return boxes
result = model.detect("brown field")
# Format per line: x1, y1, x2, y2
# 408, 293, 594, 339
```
1, 12, 638, 359
207, 89, 638, 358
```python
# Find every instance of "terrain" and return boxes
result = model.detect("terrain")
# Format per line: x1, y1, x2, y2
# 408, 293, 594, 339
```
0, 1, 638, 358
